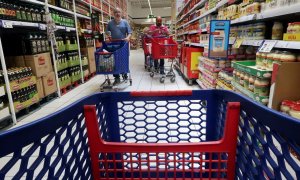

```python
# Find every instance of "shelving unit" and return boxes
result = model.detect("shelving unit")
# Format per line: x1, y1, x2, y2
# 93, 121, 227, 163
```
176, 0, 300, 109
0, 0, 128, 126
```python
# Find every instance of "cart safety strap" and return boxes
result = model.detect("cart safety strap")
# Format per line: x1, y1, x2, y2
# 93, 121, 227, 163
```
131, 90, 192, 97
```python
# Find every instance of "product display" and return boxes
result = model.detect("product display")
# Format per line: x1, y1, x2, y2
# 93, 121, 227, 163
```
0, 0, 126, 124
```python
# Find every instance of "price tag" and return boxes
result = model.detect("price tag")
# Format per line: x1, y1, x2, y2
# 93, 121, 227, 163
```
39, 24, 47, 30
259, 40, 278, 53
254, 40, 263, 46
233, 38, 243, 48
2, 20, 13, 28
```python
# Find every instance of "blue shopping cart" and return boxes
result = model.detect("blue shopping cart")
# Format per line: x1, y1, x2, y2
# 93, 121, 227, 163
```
0, 90, 300, 179
95, 40, 132, 91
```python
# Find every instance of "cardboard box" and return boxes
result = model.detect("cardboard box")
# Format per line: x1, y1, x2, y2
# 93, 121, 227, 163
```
81, 47, 96, 73
6, 56, 25, 67
42, 71, 57, 96
24, 53, 53, 77
268, 62, 300, 110
37, 78, 45, 99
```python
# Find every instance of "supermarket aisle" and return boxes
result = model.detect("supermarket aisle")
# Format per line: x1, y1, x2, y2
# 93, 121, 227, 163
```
13, 49, 199, 128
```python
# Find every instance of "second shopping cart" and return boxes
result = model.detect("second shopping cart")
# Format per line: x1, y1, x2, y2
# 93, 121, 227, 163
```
95, 40, 132, 92
143, 36, 178, 83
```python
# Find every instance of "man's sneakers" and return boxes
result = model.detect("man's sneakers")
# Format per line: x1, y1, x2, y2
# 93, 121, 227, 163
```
113, 78, 121, 86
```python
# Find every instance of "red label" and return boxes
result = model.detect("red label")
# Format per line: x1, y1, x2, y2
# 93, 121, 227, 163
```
211, 32, 220, 35
38, 56, 46, 65
47, 79, 54, 86
287, 35, 297, 40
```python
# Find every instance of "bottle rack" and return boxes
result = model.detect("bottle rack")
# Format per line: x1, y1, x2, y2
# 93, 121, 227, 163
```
0, 0, 128, 126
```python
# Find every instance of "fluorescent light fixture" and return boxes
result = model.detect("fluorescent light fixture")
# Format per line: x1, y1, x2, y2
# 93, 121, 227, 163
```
147, 0, 153, 15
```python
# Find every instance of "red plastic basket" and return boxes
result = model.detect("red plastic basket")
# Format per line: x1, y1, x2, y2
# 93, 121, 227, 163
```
151, 37, 178, 59
84, 91, 240, 180
143, 37, 152, 55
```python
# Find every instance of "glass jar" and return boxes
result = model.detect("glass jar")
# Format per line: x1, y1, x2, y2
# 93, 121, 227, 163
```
248, 75, 255, 92
280, 51, 296, 62
289, 104, 300, 120
266, 52, 274, 70
256, 52, 263, 68
287, 23, 294, 34
236, 70, 240, 82
272, 22, 283, 40
280, 100, 295, 113
253, 23, 266, 40
261, 53, 268, 70
233, 70, 237, 81
254, 78, 270, 96
239, 71, 244, 86
293, 22, 300, 34
272, 50, 282, 64
244, 73, 249, 89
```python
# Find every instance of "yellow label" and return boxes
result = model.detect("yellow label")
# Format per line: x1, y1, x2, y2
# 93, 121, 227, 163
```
233, 39, 243, 48
191, 52, 202, 71
283, 33, 300, 41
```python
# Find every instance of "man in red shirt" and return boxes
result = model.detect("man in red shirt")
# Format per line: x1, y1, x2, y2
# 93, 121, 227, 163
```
147, 16, 169, 75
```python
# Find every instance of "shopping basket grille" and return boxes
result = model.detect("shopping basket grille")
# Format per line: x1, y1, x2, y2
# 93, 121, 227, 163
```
117, 100, 207, 143
97, 152, 229, 179
1, 90, 300, 179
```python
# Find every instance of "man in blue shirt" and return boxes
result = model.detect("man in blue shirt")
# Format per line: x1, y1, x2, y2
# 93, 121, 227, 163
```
106, 7, 132, 85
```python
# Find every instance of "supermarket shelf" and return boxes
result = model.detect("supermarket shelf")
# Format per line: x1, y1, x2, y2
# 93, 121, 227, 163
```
256, 4, 300, 20
76, 0, 90, 7
189, 30, 199, 34
21, 0, 45, 6
231, 4, 300, 24
178, 32, 189, 36
0, 86, 5, 97
177, 0, 207, 23
189, 42, 208, 47
274, 41, 300, 50
229, 39, 300, 49
176, 40, 184, 42
48, 4, 74, 15
76, 13, 91, 20
0, 112, 11, 123
92, 5, 102, 13
217, 80, 232, 90
231, 14, 256, 25
196, 79, 206, 89
0, 20, 39, 29
81, 29, 92, 34
177, 0, 192, 17
181, 0, 227, 28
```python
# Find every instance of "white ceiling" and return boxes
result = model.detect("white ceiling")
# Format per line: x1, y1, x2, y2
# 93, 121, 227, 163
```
128, 0, 172, 8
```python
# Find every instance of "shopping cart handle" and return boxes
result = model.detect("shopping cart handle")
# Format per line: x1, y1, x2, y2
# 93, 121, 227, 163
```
131, 90, 192, 97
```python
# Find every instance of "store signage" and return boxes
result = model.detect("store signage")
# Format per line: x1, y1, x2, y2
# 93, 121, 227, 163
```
148, 14, 155, 18
208, 20, 230, 59
259, 40, 277, 53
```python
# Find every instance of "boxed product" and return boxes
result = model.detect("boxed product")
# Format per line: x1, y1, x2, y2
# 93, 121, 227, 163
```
36, 78, 45, 99
24, 53, 53, 77
42, 71, 57, 96
81, 47, 96, 73
6, 56, 26, 67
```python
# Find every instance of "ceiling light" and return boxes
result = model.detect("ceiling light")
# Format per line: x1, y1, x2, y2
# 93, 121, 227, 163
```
147, 0, 153, 15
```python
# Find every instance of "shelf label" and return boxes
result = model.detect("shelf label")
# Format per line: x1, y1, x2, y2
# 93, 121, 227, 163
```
233, 38, 243, 48
259, 40, 278, 53
39, 24, 47, 30
2, 20, 13, 28
66, 27, 71, 32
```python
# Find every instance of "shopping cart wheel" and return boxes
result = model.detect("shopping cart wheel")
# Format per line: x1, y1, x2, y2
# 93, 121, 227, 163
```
160, 77, 165, 83
150, 72, 154, 77
170, 77, 175, 83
